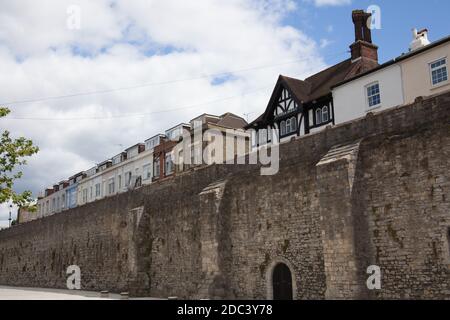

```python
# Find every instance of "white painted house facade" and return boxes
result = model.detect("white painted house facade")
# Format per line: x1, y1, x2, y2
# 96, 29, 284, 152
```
76, 144, 155, 206
333, 33, 450, 125
333, 63, 404, 124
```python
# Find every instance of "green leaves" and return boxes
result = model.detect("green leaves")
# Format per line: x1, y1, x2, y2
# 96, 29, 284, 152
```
0, 107, 10, 117
0, 106, 39, 207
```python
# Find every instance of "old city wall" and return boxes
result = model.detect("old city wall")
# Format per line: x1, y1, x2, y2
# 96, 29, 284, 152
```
209, 92, 449, 299
0, 165, 248, 294
0, 91, 449, 299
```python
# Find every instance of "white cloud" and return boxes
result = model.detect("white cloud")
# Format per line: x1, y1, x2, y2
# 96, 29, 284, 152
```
310, 0, 351, 7
0, 0, 329, 225
319, 38, 333, 48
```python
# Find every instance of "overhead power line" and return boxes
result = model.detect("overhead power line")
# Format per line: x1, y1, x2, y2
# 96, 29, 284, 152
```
0, 50, 347, 106
5, 85, 273, 121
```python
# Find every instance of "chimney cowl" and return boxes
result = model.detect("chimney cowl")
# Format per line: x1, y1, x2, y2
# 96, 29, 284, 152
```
352, 9, 373, 43
410, 28, 431, 51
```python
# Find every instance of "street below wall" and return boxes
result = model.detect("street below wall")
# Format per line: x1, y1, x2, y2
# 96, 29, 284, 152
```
0, 286, 161, 300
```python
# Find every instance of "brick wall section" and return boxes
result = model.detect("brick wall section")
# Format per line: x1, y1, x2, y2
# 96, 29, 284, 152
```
0, 91, 449, 299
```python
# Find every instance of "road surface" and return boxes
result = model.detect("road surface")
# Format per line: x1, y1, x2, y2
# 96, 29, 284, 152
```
0, 286, 157, 300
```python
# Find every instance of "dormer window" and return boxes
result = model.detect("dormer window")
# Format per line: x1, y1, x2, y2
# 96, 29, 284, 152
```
112, 156, 121, 165
166, 127, 185, 141
127, 146, 139, 159
145, 136, 161, 151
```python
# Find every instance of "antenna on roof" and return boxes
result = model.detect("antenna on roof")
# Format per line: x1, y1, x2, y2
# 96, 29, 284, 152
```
243, 112, 255, 122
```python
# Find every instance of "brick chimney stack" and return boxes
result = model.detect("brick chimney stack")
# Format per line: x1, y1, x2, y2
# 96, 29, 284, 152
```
350, 10, 378, 63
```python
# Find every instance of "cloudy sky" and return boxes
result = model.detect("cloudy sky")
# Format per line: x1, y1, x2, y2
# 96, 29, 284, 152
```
1, 0, 449, 227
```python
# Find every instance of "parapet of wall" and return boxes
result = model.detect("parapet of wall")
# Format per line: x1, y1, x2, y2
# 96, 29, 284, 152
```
0, 91, 449, 299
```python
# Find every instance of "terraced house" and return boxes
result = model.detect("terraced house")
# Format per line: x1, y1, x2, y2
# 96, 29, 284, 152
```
35, 112, 248, 218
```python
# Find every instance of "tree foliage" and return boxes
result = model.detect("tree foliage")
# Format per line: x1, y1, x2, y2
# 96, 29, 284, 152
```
0, 107, 39, 209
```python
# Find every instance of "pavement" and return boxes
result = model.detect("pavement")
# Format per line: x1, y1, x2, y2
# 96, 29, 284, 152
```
0, 286, 160, 300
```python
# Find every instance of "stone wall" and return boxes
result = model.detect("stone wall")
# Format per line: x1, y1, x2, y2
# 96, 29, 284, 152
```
0, 194, 132, 292
0, 165, 248, 294
0, 91, 449, 299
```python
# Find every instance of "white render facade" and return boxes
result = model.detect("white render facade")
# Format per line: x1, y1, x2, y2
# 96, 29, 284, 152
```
36, 141, 156, 217
333, 36, 450, 125
37, 187, 66, 219
333, 64, 404, 124
77, 148, 154, 206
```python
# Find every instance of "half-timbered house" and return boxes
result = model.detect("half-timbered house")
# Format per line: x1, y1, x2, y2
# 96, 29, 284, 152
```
246, 10, 380, 147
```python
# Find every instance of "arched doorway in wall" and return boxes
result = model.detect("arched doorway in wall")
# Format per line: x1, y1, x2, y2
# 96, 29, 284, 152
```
272, 263, 293, 300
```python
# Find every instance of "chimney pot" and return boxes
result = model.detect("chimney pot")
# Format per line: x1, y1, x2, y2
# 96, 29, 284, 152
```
410, 27, 431, 51
352, 10, 373, 43
350, 10, 378, 63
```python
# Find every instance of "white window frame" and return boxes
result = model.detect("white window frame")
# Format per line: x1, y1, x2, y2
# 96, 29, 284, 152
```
125, 171, 132, 186
322, 106, 329, 123
286, 118, 292, 134
95, 183, 101, 197
108, 178, 115, 195
365, 81, 382, 110
290, 116, 297, 133
82, 188, 88, 203
429, 57, 448, 87
153, 158, 160, 178
315, 108, 322, 125
165, 153, 174, 175
280, 121, 286, 136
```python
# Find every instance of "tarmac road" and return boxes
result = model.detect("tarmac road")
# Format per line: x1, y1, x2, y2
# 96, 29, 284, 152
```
0, 286, 148, 300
